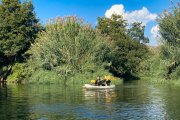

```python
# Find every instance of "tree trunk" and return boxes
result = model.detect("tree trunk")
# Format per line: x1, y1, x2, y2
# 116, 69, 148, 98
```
0, 65, 12, 83
166, 61, 180, 79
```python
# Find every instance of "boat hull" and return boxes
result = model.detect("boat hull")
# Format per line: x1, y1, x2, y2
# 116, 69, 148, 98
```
84, 84, 115, 90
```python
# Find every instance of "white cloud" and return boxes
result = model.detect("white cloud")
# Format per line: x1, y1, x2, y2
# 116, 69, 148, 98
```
105, 4, 157, 25
151, 25, 160, 38
105, 4, 124, 18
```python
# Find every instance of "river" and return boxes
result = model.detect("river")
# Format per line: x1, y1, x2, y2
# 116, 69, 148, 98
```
0, 80, 180, 120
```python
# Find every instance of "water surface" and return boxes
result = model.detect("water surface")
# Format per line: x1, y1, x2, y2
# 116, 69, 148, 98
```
0, 81, 180, 120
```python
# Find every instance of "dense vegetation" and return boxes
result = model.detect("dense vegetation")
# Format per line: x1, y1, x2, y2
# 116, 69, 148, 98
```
0, 0, 41, 82
139, 3, 180, 82
158, 3, 180, 80
23, 17, 113, 84
0, 0, 179, 84
96, 15, 148, 79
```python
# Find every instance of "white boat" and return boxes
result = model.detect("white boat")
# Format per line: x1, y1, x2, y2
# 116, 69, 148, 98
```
84, 84, 115, 90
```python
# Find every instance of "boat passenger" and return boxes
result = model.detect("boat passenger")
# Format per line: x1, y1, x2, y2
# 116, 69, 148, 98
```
95, 76, 101, 86
105, 75, 111, 86
106, 79, 111, 86
99, 79, 106, 86
95, 76, 105, 86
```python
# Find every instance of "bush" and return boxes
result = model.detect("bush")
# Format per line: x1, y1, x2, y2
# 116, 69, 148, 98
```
25, 16, 111, 84
7, 63, 27, 83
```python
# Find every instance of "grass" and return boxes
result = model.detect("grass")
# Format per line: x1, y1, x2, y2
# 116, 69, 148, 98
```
7, 66, 123, 86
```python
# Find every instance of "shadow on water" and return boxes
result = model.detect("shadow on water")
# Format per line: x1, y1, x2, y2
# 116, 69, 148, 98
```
122, 75, 140, 81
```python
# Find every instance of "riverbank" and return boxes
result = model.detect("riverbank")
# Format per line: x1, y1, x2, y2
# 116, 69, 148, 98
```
6, 67, 123, 85
140, 76, 180, 86
138, 45, 180, 86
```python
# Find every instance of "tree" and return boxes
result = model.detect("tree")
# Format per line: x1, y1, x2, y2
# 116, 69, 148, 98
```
97, 14, 128, 39
158, 2, 180, 78
0, 0, 40, 60
128, 22, 149, 43
0, 0, 41, 81
25, 16, 111, 84
97, 14, 148, 79
110, 37, 148, 79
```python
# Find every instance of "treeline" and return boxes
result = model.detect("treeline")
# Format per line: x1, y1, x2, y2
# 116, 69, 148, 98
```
0, 0, 179, 84
0, 0, 42, 82
158, 3, 180, 80
139, 3, 180, 81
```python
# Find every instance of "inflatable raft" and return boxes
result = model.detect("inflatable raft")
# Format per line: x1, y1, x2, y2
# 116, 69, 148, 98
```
84, 84, 115, 90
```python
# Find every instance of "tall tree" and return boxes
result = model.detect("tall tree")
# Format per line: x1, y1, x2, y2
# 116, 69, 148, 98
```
0, 0, 41, 81
97, 14, 128, 40
0, 0, 40, 60
128, 22, 149, 43
97, 14, 148, 79
158, 2, 180, 77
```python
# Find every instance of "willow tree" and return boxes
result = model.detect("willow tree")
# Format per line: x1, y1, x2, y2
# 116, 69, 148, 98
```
0, 0, 41, 81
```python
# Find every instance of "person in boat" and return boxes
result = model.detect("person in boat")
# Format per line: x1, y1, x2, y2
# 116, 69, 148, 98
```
105, 75, 111, 86
106, 79, 111, 86
95, 76, 105, 86
95, 76, 100, 86
99, 79, 106, 86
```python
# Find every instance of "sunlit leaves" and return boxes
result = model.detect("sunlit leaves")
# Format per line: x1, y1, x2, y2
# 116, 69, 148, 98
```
28, 16, 110, 80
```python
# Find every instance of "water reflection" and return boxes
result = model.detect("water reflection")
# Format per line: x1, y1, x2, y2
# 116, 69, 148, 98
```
80, 89, 116, 119
144, 85, 167, 120
84, 89, 117, 104
0, 84, 30, 120
0, 82, 180, 120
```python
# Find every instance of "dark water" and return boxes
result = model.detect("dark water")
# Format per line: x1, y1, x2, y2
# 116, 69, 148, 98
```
0, 81, 180, 120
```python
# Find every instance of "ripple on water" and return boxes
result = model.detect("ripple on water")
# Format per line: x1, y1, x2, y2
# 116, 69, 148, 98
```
1, 82, 180, 120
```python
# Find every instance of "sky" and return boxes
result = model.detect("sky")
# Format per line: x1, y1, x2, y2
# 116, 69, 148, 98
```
31, 0, 179, 46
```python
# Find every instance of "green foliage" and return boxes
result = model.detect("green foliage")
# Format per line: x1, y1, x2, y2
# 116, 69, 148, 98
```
25, 16, 111, 84
139, 3, 180, 82
0, 0, 41, 61
158, 3, 180, 79
0, 1, 178, 85
128, 22, 149, 43
97, 14, 149, 79
0, 0, 41, 82
7, 63, 26, 83
111, 38, 148, 78
139, 46, 180, 83
170, 66, 180, 80
27, 69, 61, 84
97, 14, 127, 38
158, 4, 180, 47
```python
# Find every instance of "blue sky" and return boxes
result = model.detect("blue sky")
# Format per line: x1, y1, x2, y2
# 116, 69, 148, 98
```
32, 0, 179, 46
